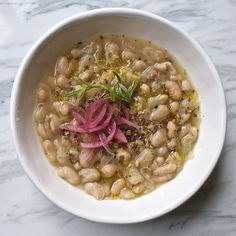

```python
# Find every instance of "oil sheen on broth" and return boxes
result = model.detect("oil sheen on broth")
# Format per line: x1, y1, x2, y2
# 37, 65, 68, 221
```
33, 34, 200, 200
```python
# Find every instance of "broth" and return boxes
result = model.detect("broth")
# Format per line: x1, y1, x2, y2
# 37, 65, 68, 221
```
33, 34, 200, 200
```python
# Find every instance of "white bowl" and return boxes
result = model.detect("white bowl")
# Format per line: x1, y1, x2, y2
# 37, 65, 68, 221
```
10, 8, 226, 224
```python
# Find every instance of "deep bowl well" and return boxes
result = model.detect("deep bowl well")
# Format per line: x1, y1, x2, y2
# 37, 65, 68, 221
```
10, 8, 226, 223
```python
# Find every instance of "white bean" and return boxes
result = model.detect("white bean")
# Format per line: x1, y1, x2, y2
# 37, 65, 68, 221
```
153, 163, 177, 176
153, 173, 175, 183
151, 81, 160, 92
182, 80, 193, 93
127, 174, 144, 185
140, 84, 151, 95
34, 103, 47, 123
167, 121, 177, 139
102, 183, 111, 197
127, 168, 144, 185
150, 129, 167, 148
37, 88, 48, 102
142, 66, 158, 80
142, 46, 164, 63
132, 183, 145, 194
60, 102, 70, 116
140, 167, 152, 180
167, 138, 177, 150
57, 166, 80, 185
53, 101, 70, 116
73, 162, 82, 171
101, 163, 118, 178
56, 74, 70, 89
49, 114, 61, 134
181, 127, 198, 152
154, 62, 168, 72
56, 146, 68, 165
116, 149, 131, 165
79, 54, 94, 73
111, 178, 126, 195
84, 183, 105, 200
169, 101, 180, 113
105, 42, 120, 61
148, 94, 168, 108
169, 74, 182, 82
120, 188, 135, 199
60, 136, 71, 148
37, 123, 51, 140
180, 112, 191, 124
47, 76, 57, 90
79, 69, 94, 82
154, 62, 176, 75
150, 105, 169, 121
155, 156, 165, 165
165, 81, 182, 100
132, 60, 147, 72
167, 151, 182, 165
156, 146, 168, 156
122, 50, 136, 61
179, 124, 192, 138
79, 168, 100, 183
71, 48, 83, 59
150, 160, 159, 171
79, 148, 98, 168
42, 140, 56, 163
71, 42, 97, 59
94, 43, 103, 63
135, 149, 154, 168
181, 98, 196, 111
56, 56, 72, 77
82, 42, 97, 55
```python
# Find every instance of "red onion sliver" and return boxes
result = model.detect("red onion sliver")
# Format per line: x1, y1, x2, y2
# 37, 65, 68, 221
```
98, 132, 114, 155
80, 121, 116, 148
72, 110, 85, 124
59, 123, 87, 133
88, 106, 114, 133
86, 98, 108, 121
114, 128, 128, 143
89, 104, 107, 128
116, 117, 139, 129
122, 104, 130, 119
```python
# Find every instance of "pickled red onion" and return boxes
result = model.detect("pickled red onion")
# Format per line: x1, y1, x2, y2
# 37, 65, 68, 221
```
116, 117, 139, 129
80, 121, 116, 148
60, 98, 139, 154
114, 128, 127, 143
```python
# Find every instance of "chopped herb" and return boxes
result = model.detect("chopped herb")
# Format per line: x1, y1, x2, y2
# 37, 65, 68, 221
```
63, 72, 139, 103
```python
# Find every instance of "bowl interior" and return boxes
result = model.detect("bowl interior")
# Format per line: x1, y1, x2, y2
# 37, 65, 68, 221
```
11, 9, 226, 223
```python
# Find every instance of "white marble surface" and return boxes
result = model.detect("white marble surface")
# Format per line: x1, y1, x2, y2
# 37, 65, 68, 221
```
0, 0, 235, 235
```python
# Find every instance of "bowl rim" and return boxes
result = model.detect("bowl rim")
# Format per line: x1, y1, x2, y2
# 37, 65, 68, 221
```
10, 8, 227, 224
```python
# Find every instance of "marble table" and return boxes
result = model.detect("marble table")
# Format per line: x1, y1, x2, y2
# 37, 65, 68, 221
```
0, 0, 235, 235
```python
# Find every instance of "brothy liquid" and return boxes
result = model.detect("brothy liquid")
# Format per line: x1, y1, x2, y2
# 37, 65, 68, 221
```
33, 34, 200, 200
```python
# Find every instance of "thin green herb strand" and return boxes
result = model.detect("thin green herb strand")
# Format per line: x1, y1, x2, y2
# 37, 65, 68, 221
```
64, 72, 139, 103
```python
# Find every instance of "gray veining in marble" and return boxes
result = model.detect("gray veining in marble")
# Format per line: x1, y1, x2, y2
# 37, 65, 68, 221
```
0, 0, 236, 235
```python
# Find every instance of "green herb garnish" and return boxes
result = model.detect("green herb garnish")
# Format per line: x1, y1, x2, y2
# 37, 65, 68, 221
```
63, 72, 139, 103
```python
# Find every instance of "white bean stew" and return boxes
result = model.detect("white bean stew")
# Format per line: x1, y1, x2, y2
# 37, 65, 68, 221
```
34, 34, 200, 200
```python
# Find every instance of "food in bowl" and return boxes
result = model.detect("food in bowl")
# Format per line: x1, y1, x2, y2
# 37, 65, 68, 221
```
33, 34, 200, 200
